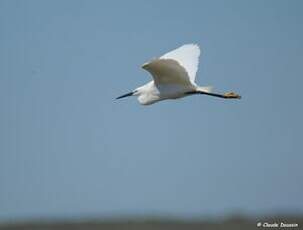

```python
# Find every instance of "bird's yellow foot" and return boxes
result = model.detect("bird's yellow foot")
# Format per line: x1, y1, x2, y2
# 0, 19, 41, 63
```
223, 92, 241, 99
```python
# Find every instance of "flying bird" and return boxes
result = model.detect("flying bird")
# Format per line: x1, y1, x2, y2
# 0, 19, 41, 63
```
117, 44, 241, 105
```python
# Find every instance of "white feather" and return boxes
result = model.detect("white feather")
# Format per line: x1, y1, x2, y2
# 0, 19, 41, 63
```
198, 86, 213, 93
160, 44, 200, 83
142, 44, 200, 88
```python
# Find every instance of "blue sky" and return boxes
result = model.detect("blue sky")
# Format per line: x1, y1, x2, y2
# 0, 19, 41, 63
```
1, 0, 303, 221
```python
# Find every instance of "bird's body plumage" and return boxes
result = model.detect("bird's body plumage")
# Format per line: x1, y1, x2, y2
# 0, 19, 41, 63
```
117, 44, 241, 105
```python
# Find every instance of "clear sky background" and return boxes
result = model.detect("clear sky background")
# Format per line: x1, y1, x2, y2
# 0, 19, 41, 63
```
1, 0, 303, 222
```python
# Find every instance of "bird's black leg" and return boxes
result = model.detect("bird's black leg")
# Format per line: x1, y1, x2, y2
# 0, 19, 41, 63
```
185, 91, 241, 99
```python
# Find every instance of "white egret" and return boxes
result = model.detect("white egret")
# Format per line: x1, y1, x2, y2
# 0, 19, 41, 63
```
117, 44, 241, 105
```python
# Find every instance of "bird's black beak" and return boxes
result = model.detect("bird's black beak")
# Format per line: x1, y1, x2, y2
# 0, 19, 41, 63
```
116, 91, 134, 99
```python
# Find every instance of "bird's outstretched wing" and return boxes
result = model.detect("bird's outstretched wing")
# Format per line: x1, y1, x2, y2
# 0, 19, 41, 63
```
142, 44, 201, 86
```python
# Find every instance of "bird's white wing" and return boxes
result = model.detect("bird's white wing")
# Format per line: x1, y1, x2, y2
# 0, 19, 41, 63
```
160, 44, 200, 83
142, 44, 201, 86
142, 58, 193, 86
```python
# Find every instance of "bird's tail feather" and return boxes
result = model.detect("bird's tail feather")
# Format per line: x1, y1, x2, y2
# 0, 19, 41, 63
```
198, 86, 213, 93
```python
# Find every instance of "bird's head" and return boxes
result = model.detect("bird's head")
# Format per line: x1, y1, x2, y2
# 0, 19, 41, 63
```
116, 83, 159, 105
